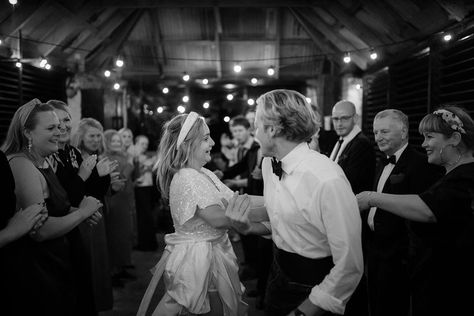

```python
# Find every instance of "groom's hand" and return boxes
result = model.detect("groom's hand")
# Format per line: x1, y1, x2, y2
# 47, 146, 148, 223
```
225, 192, 252, 234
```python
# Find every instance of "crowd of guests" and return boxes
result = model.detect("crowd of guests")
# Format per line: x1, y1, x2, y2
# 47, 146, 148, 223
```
0, 91, 473, 316
0, 99, 162, 315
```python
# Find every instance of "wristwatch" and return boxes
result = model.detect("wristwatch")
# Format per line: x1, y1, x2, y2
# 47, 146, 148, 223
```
294, 308, 306, 316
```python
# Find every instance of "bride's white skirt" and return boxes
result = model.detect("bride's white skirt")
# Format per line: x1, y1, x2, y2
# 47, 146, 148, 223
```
137, 233, 248, 316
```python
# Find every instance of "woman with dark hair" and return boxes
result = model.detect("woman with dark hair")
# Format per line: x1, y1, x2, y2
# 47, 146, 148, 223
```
357, 106, 474, 316
0, 99, 102, 315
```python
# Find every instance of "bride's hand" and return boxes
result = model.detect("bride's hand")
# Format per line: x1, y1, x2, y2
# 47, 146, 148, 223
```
225, 192, 252, 235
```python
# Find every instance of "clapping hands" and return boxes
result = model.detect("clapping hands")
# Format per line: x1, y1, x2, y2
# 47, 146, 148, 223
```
96, 157, 119, 177
224, 192, 252, 235
78, 155, 97, 180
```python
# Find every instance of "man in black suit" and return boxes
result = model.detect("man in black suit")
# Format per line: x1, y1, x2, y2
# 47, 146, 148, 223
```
330, 100, 375, 194
366, 109, 442, 316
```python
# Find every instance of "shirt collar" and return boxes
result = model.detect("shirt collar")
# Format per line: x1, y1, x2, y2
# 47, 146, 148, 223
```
341, 124, 361, 143
390, 142, 408, 163
242, 136, 254, 150
280, 142, 310, 175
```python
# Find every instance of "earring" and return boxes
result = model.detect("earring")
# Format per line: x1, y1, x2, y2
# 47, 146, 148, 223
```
27, 138, 32, 153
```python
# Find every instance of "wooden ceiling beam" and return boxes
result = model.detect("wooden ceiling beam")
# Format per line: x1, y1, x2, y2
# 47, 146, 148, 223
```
292, 8, 367, 69
213, 6, 223, 78
91, 0, 323, 8
274, 8, 281, 79
148, 9, 165, 75
435, 0, 469, 22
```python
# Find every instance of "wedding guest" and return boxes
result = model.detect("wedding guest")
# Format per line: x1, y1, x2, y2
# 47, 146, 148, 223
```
133, 135, 159, 251
227, 90, 363, 316
137, 112, 250, 316
71, 117, 117, 312
357, 106, 474, 316
103, 129, 134, 285
0, 99, 102, 315
364, 109, 442, 316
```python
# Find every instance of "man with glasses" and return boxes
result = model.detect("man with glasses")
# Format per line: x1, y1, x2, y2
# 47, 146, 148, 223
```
329, 100, 375, 316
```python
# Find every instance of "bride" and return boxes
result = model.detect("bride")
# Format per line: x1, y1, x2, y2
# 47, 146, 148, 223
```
137, 112, 251, 316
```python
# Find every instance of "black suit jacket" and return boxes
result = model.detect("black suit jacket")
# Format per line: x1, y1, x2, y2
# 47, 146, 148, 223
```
365, 144, 443, 260
337, 131, 376, 194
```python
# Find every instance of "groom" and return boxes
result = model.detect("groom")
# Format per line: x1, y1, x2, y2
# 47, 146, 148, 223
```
226, 89, 363, 316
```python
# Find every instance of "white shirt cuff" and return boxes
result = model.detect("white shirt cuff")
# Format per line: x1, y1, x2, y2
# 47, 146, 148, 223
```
309, 286, 344, 315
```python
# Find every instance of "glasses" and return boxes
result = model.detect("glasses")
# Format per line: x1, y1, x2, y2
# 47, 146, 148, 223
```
332, 115, 354, 123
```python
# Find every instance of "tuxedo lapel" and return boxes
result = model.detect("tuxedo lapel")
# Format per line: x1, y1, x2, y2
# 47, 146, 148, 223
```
381, 145, 411, 193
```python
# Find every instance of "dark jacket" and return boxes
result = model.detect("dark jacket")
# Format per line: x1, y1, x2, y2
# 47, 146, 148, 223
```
337, 131, 376, 194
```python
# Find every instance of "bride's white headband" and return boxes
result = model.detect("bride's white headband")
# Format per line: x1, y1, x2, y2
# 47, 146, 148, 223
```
177, 111, 200, 148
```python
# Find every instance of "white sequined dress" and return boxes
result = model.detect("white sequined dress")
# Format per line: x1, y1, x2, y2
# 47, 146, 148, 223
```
143, 167, 246, 316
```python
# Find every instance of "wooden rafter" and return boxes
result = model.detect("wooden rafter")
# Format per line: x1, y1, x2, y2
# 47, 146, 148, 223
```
92, 0, 324, 8
148, 9, 166, 75
213, 6, 223, 78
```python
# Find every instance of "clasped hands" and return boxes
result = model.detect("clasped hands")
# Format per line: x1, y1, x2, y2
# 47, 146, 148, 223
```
223, 192, 252, 235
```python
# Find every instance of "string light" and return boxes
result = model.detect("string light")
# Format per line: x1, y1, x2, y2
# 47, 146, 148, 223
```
115, 57, 124, 67
104, 70, 111, 77
44, 63, 51, 70
113, 83, 120, 90
267, 66, 275, 76
224, 116, 230, 123
39, 57, 48, 68
226, 94, 234, 101
157, 106, 163, 113
251, 78, 258, 85
15, 61, 21, 68
9, 0, 17, 6
443, 33, 453, 42
182, 73, 190, 81
162, 87, 169, 94
343, 52, 351, 64
177, 105, 186, 113
247, 98, 255, 106
369, 50, 378, 60
233, 63, 242, 73
202, 78, 209, 85
203, 102, 210, 109
182, 95, 189, 103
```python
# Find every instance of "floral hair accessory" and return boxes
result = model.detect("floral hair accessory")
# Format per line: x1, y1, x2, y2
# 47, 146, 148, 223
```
433, 109, 466, 134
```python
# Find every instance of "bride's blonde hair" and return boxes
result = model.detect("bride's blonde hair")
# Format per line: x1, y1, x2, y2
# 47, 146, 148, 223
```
155, 113, 205, 199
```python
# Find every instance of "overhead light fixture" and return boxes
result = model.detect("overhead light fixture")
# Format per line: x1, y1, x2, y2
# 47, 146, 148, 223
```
115, 57, 124, 68
251, 78, 258, 85
157, 106, 164, 114
15, 61, 22, 68
247, 98, 255, 106
183, 73, 190, 81
182, 95, 189, 103
233, 63, 242, 73
104, 70, 111, 78
369, 50, 378, 60
162, 87, 169, 94
203, 102, 210, 109
45, 64, 51, 70
202, 78, 209, 85
226, 94, 234, 101
113, 83, 120, 90
224, 116, 230, 123
177, 105, 186, 113
39, 57, 48, 68
443, 33, 452, 42
267, 66, 275, 76
343, 53, 351, 64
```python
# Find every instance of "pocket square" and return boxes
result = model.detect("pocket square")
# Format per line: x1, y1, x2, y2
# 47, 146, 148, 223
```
389, 173, 405, 184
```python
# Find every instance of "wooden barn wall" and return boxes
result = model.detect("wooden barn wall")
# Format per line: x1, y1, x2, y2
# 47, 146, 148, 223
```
0, 62, 67, 143
363, 29, 474, 149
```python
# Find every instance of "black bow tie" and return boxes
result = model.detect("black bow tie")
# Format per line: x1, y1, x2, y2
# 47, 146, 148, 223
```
382, 155, 396, 166
271, 158, 283, 180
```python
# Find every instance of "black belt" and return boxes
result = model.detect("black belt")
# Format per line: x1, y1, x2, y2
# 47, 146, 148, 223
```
274, 244, 334, 286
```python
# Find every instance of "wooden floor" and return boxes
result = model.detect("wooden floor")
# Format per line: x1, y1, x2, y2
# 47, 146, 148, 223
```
106, 233, 265, 316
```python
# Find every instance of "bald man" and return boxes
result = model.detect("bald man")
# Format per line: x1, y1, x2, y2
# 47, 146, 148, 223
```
330, 100, 375, 316
330, 100, 375, 194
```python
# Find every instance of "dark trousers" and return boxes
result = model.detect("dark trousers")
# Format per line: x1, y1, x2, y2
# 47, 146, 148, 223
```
264, 246, 336, 316
134, 186, 158, 250
256, 237, 273, 297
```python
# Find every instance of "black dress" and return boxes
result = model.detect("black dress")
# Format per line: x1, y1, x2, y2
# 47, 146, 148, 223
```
52, 145, 113, 312
413, 162, 474, 316
1, 156, 77, 316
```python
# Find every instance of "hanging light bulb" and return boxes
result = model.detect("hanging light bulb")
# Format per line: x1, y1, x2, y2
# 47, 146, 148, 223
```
9, 0, 18, 6
443, 33, 453, 42
113, 83, 120, 90
182, 95, 189, 103
247, 98, 255, 106
0, 39, 2, 45
343, 53, 351, 64
104, 70, 111, 77
162, 87, 169, 94
15, 61, 22, 68
226, 94, 234, 101
251, 78, 258, 85
203, 102, 210, 109
115, 57, 124, 67
233, 63, 242, 73
177, 105, 186, 113
224, 116, 230, 123
183, 73, 190, 81
369, 50, 378, 60
45, 64, 51, 70
39, 57, 48, 68
202, 78, 209, 85
157, 106, 164, 114
267, 66, 275, 76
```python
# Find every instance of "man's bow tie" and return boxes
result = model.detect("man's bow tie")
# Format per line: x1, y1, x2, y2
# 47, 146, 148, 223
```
271, 158, 283, 180
382, 155, 396, 166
